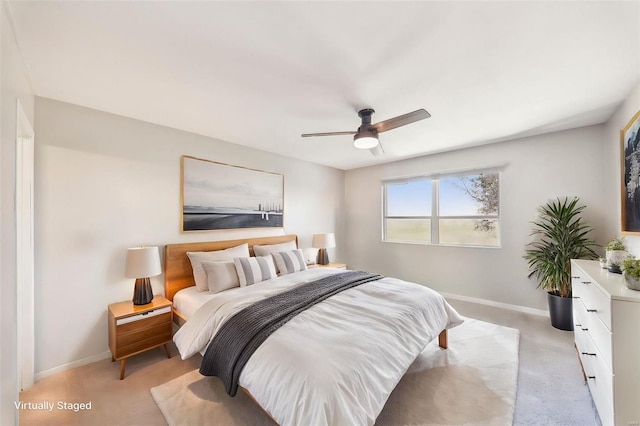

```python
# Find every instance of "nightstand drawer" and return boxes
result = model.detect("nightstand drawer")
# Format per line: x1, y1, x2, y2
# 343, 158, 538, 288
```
117, 320, 172, 347
116, 306, 171, 325
309, 263, 347, 269
117, 311, 171, 335
116, 327, 172, 359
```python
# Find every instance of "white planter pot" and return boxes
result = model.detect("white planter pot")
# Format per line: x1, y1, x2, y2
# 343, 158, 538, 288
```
606, 250, 629, 266
623, 273, 640, 291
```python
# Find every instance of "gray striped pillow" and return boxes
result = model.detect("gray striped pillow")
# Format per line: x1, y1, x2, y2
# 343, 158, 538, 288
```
234, 256, 277, 287
272, 249, 308, 275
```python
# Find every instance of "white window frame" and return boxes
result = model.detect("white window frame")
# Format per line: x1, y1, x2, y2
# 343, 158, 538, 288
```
382, 168, 502, 248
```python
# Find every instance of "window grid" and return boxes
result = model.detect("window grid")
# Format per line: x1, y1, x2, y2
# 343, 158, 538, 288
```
382, 173, 500, 247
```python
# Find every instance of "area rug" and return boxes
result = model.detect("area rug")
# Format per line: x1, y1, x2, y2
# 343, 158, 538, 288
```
151, 318, 519, 425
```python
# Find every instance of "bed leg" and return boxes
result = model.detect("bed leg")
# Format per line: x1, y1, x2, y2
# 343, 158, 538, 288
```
438, 329, 448, 349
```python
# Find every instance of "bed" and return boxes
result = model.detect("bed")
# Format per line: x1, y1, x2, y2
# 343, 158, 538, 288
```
165, 234, 463, 425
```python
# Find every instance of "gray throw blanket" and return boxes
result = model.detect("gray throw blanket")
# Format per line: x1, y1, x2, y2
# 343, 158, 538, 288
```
199, 270, 384, 396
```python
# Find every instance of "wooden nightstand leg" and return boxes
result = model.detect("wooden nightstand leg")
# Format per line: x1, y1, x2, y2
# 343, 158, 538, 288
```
163, 343, 171, 359
119, 359, 127, 380
111, 355, 115, 362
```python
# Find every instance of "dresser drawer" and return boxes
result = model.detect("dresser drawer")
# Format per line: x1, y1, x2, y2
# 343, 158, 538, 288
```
573, 276, 611, 330
582, 342, 614, 426
573, 298, 612, 369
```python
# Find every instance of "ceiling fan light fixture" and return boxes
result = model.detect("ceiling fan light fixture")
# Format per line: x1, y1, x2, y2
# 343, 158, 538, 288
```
353, 132, 379, 149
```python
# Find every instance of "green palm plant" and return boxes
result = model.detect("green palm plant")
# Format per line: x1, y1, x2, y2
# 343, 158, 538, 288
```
524, 197, 599, 298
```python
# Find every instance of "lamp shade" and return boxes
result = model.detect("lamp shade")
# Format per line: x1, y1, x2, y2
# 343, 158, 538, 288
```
125, 246, 162, 279
312, 233, 336, 249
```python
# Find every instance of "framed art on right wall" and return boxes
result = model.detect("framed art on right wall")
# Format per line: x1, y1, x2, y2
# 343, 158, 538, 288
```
621, 110, 640, 234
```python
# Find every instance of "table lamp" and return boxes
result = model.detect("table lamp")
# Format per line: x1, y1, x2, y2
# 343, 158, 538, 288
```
312, 233, 336, 265
125, 246, 161, 305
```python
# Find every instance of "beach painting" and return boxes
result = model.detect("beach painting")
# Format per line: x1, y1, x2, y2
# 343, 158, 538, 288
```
181, 156, 284, 231
622, 110, 640, 234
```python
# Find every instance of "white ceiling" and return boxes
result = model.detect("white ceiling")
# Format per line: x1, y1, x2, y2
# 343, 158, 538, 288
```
7, 1, 640, 170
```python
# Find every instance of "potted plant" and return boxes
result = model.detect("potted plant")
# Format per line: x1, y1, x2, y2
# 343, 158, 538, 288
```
524, 197, 599, 331
622, 259, 640, 290
605, 237, 629, 273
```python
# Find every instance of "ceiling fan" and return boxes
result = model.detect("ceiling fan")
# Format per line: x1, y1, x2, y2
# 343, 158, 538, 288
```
301, 108, 431, 156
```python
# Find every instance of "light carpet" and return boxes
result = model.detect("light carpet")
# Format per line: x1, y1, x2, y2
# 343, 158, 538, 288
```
151, 318, 519, 425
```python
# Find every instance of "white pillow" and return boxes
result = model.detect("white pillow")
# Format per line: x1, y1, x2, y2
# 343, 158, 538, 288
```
272, 249, 307, 275
234, 256, 277, 286
187, 243, 249, 291
201, 260, 240, 293
253, 241, 297, 272
253, 240, 297, 257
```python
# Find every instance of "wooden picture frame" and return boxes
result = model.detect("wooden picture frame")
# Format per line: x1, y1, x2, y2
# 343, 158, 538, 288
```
181, 156, 284, 232
621, 110, 640, 234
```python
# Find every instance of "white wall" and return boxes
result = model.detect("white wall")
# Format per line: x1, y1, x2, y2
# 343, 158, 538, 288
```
604, 82, 640, 254
1, 2, 35, 424
34, 97, 344, 376
345, 126, 606, 311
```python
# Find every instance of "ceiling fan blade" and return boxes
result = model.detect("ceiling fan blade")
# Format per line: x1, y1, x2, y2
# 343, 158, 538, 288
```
301, 131, 357, 138
370, 141, 384, 156
372, 109, 431, 133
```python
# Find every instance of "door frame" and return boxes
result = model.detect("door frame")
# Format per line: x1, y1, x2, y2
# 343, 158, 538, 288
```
16, 99, 35, 390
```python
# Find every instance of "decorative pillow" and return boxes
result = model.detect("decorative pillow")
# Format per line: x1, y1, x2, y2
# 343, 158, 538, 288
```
234, 256, 277, 287
272, 249, 308, 275
201, 260, 240, 293
253, 241, 297, 273
187, 243, 250, 291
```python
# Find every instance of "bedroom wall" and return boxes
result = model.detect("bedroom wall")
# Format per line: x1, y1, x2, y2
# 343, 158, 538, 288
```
1, 2, 35, 425
344, 126, 607, 312
33, 97, 345, 377
603, 82, 640, 254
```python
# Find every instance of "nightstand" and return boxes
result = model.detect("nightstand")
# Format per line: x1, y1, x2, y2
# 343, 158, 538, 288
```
309, 263, 347, 269
108, 296, 172, 379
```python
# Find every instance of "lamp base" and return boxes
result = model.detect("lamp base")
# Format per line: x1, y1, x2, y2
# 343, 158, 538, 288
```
316, 248, 330, 265
133, 277, 154, 305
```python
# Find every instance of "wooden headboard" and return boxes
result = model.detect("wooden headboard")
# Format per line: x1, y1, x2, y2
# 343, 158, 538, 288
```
164, 234, 298, 302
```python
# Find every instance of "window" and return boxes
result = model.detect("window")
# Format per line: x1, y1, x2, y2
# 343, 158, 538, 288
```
383, 171, 500, 247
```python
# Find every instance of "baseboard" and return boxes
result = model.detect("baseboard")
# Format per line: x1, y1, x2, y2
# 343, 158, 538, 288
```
34, 350, 111, 382
441, 292, 550, 317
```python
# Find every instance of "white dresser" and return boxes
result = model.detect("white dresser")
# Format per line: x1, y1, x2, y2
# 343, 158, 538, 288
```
571, 259, 640, 426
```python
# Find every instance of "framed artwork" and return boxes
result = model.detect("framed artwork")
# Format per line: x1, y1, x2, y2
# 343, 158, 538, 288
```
621, 110, 640, 234
181, 156, 284, 231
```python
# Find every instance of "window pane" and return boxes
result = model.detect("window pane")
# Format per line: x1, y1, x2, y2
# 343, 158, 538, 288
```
439, 173, 499, 216
439, 219, 499, 246
386, 180, 431, 216
385, 219, 431, 243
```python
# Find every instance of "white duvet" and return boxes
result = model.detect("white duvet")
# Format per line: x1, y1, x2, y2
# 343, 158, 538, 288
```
173, 268, 463, 426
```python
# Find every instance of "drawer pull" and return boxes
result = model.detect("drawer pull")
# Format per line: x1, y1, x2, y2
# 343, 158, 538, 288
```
581, 281, 591, 285
587, 376, 596, 380
574, 323, 582, 327
572, 296, 580, 299
581, 327, 589, 331
586, 309, 597, 313
581, 352, 597, 357
571, 276, 580, 279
